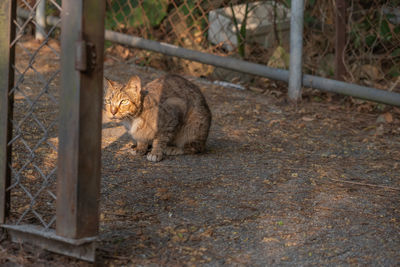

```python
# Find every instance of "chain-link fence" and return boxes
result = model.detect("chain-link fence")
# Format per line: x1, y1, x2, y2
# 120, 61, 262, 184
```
105, 0, 400, 94
8, 0, 61, 230
105, 0, 291, 80
303, 0, 400, 92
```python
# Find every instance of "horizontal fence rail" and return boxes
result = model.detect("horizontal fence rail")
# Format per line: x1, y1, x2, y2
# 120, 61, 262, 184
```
106, 30, 400, 107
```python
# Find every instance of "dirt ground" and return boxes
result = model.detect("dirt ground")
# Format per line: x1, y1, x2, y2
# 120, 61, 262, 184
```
1, 39, 400, 266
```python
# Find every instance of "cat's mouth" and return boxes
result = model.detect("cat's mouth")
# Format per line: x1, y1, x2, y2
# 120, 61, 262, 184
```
109, 115, 122, 121
108, 114, 131, 121
105, 112, 121, 120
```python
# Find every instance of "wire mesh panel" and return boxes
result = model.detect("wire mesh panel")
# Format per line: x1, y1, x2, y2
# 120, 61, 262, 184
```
105, 0, 291, 77
345, 1, 400, 90
104, 0, 400, 98
7, 0, 61, 230
303, 0, 400, 92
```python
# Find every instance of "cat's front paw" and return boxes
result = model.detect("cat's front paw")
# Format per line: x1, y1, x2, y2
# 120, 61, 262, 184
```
147, 152, 163, 162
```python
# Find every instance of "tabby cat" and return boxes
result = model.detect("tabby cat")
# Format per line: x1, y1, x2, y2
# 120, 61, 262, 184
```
104, 74, 211, 162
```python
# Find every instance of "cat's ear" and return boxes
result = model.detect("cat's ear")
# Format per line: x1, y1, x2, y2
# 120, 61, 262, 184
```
125, 76, 142, 98
103, 77, 114, 93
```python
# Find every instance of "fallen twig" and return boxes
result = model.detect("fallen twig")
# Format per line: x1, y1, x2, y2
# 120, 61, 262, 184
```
98, 251, 131, 260
329, 178, 400, 191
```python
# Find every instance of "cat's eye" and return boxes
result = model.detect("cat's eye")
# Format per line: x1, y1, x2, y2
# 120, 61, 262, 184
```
120, 99, 130, 105
104, 99, 111, 104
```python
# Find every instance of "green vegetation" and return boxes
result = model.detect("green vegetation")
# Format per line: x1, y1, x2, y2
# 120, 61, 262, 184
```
349, 6, 400, 78
105, 0, 168, 30
230, 3, 250, 58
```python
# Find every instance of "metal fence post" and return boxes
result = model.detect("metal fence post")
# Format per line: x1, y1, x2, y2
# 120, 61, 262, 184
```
35, 0, 46, 41
288, 0, 305, 101
0, 0, 16, 224
335, 0, 347, 81
57, 0, 105, 239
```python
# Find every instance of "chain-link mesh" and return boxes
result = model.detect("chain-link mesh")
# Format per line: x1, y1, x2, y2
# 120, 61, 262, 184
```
7, 0, 61, 230
303, 0, 400, 91
105, 0, 291, 78
105, 0, 400, 91
345, 1, 400, 91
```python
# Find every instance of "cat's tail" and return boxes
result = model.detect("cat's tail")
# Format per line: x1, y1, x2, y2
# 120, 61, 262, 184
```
164, 146, 184, 156
183, 140, 206, 154
179, 107, 210, 154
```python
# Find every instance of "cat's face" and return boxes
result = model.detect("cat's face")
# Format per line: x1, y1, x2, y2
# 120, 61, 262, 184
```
104, 76, 142, 120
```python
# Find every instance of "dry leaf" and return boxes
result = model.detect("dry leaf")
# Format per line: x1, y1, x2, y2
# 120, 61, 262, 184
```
285, 241, 298, 247
249, 86, 265, 93
360, 64, 384, 80
268, 46, 290, 69
374, 124, 384, 136
384, 112, 393, 123
262, 237, 279, 243
302, 116, 315, 122
268, 119, 281, 127
328, 105, 340, 110
115, 209, 126, 215
248, 128, 258, 134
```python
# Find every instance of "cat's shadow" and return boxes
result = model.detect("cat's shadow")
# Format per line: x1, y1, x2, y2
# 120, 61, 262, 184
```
102, 113, 245, 157
102, 121, 243, 161
102, 121, 134, 152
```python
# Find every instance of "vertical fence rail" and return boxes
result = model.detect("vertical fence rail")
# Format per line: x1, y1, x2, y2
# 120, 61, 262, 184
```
57, 0, 105, 240
0, 0, 16, 224
335, 0, 347, 81
288, 0, 305, 101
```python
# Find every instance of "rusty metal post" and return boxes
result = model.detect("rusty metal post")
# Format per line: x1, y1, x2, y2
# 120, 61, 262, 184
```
335, 0, 346, 80
57, 0, 105, 239
0, 0, 16, 224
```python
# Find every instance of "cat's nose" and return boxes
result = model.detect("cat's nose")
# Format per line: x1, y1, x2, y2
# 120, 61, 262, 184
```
111, 106, 118, 115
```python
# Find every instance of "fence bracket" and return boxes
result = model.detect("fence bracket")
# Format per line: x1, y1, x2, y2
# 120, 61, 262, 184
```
75, 39, 96, 73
